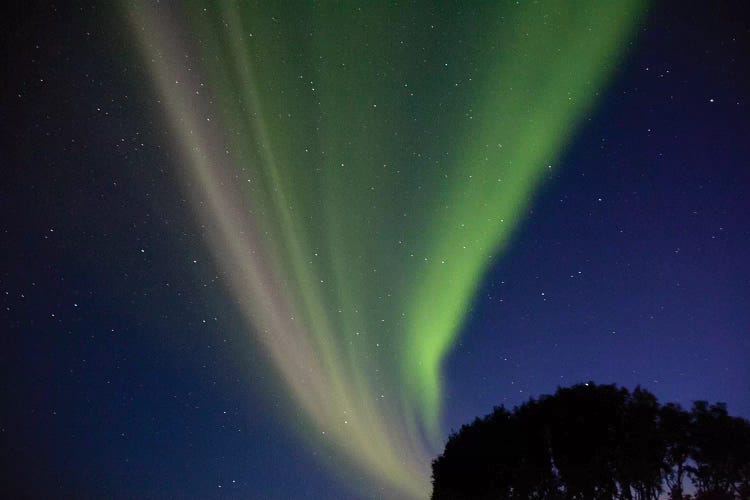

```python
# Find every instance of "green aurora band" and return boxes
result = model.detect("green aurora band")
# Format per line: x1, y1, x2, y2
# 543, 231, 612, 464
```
127, 1, 646, 497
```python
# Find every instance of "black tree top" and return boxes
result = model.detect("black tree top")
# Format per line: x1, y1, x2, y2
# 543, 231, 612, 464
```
432, 383, 750, 500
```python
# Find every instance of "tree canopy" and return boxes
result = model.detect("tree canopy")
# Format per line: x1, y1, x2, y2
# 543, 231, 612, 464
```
432, 383, 750, 500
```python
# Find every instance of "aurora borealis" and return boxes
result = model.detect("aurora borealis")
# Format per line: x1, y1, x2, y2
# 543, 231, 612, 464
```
4, 1, 750, 498
128, 2, 644, 497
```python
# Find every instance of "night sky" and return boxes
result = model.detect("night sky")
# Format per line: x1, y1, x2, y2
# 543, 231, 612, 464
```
2, 2, 749, 499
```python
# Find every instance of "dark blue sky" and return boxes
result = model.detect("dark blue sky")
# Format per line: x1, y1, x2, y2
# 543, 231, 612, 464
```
2, 1, 748, 498
444, 0, 750, 432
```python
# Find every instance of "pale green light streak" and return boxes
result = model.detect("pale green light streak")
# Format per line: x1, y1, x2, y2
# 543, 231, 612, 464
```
402, 1, 648, 435
128, 1, 646, 497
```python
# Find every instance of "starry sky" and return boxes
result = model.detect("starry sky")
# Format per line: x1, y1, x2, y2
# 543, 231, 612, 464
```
2, 1, 749, 499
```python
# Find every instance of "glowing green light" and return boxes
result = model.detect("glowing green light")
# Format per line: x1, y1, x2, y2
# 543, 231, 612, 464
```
127, 1, 646, 497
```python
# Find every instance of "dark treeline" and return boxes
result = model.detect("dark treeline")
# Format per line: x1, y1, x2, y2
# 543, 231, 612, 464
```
432, 383, 750, 500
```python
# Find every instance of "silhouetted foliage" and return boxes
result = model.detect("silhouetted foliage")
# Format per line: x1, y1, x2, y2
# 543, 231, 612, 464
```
688, 402, 750, 499
432, 383, 750, 500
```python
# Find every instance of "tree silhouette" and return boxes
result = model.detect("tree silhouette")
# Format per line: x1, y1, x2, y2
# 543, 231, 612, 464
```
431, 383, 750, 500
689, 402, 750, 499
